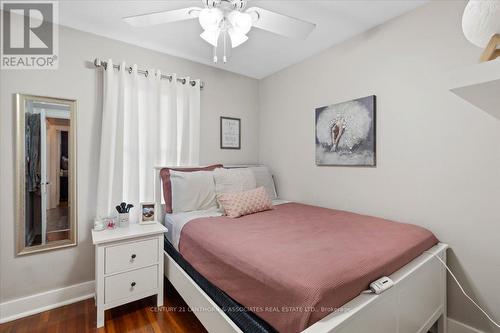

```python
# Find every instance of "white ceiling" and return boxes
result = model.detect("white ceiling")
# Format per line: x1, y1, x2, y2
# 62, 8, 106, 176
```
59, 0, 428, 79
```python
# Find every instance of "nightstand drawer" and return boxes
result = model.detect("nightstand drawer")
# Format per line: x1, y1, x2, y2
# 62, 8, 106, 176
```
105, 238, 158, 274
105, 265, 158, 304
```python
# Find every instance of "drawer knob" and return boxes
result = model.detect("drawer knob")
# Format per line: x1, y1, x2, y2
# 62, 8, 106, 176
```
131, 282, 136, 287
131, 254, 136, 259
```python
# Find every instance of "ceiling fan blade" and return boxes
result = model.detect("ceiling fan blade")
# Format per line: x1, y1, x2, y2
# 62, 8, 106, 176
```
246, 7, 316, 39
123, 7, 201, 27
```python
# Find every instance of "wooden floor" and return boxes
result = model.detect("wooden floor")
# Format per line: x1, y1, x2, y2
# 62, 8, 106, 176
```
0, 280, 208, 333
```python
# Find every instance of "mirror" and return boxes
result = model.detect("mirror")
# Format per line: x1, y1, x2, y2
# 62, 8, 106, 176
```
16, 94, 77, 255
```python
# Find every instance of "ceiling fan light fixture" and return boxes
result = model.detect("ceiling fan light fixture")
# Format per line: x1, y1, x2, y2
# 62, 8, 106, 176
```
123, 2, 316, 64
200, 29, 220, 47
228, 10, 252, 35
199, 7, 223, 31
228, 28, 248, 48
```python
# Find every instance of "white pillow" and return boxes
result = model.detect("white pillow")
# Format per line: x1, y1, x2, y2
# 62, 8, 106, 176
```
213, 168, 256, 194
170, 170, 217, 213
249, 166, 278, 200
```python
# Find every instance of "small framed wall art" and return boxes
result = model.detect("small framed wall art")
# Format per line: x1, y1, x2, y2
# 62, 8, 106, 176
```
220, 116, 241, 149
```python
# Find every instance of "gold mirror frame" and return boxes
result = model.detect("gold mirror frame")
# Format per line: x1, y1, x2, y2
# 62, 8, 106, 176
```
16, 94, 78, 255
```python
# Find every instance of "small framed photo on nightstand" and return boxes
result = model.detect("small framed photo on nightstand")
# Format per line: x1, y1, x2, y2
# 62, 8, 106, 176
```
140, 202, 156, 225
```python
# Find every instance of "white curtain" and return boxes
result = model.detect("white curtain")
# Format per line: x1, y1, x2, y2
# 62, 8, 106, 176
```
96, 59, 201, 220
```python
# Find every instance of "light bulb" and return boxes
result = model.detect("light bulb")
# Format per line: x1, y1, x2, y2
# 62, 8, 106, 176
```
228, 28, 248, 48
199, 8, 223, 31
228, 10, 252, 35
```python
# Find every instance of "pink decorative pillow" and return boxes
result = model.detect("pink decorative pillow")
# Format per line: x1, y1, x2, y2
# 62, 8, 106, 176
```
217, 186, 273, 218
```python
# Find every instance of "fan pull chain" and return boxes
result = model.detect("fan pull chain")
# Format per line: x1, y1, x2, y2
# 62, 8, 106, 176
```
223, 31, 227, 63
213, 45, 218, 63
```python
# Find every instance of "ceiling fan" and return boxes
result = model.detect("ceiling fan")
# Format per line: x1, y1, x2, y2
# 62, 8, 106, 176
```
123, 0, 316, 63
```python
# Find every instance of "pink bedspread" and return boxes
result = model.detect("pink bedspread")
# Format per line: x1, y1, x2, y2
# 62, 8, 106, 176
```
179, 203, 438, 333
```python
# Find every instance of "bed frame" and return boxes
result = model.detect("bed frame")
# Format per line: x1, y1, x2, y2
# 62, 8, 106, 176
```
154, 166, 448, 333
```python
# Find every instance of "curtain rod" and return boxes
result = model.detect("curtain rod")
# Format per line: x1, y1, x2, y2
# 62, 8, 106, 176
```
93, 58, 204, 89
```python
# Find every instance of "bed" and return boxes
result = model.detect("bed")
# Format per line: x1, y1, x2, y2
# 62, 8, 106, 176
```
154, 165, 448, 333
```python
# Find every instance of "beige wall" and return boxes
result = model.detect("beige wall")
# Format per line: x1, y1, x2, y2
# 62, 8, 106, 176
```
259, 1, 500, 332
0, 25, 259, 302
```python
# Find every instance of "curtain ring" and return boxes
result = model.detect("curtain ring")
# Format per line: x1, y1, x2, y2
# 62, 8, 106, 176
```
181, 78, 186, 84
190, 81, 196, 87
145, 70, 149, 77
168, 75, 173, 82
128, 66, 133, 74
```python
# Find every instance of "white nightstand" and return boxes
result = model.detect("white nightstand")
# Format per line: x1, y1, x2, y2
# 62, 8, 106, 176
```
91, 223, 168, 328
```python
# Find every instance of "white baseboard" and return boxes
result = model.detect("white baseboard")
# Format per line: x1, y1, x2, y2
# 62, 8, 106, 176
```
448, 318, 486, 333
0, 280, 95, 324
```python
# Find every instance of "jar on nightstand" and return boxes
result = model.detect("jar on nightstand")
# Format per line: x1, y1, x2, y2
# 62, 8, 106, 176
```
118, 213, 129, 228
